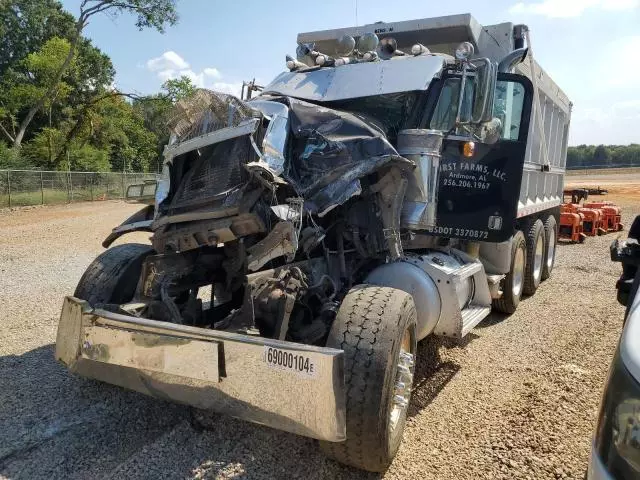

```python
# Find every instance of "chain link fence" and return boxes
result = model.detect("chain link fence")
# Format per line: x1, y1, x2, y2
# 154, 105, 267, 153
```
0, 170, 159, 208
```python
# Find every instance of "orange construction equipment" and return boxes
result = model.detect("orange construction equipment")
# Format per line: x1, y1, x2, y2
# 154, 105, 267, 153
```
559, 204, 587, 243
577, 207, 606, 236
584, 201, 624, 232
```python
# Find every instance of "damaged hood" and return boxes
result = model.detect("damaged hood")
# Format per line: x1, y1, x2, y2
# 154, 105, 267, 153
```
165, 89, 414, 216
263, 96, 407, 215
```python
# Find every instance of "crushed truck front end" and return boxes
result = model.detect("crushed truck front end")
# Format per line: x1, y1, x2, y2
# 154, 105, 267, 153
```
56, 296, 346, 441
55, 12, 572, 473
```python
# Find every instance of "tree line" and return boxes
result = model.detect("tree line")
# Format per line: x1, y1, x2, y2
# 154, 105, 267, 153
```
566, 144, 640, 170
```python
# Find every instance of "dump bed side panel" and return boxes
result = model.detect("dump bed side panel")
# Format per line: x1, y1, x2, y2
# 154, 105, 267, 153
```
515, 59, 571, 217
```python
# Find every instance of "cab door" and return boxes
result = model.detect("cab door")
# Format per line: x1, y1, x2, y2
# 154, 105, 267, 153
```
424, 73, 533, 242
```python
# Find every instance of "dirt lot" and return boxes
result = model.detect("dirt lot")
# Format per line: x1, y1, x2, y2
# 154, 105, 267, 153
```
566, 167, 640, 201
0, 180, 638, 479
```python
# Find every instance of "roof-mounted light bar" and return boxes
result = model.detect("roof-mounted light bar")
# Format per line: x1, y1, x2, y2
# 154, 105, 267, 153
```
286, 34, 471, 71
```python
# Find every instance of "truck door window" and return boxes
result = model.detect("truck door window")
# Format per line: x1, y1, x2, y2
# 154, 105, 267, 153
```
429, 77, 475, 131
493, 80, 525, 141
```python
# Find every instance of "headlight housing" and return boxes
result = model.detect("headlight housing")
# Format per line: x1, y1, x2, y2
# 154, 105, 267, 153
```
594, 349, 640, 478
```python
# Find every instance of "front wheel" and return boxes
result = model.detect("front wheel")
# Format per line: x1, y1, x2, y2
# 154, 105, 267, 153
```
319, 285, 417, 472
74, 243, 154, 304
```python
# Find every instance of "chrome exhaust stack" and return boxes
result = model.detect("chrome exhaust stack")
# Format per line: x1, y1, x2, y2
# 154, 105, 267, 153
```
398, 129, 444, 230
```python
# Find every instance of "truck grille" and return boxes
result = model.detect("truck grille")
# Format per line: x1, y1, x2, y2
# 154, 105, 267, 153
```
168, 136, 254, 213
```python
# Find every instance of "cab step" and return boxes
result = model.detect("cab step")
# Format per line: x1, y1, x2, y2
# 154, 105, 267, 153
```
461, 305, 492, 337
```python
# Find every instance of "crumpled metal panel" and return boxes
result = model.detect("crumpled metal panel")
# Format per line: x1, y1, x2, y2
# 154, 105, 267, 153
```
167, 90, 261, 143
247, 100, 290, 176
263, 55, 444, 102
277, 97, 410, 215
168, 136, 252, 213
162, 89, 415, 216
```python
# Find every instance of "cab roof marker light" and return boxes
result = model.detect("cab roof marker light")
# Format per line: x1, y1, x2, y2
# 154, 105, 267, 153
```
362, 51, 378, 62
315, 54, 335, 66
455, 41, 474, 61
335, 57, 355, 67
286, 55, 307, 71
357, 32, 379, 53
335, 34, 356, 57
411, 44, 430, 56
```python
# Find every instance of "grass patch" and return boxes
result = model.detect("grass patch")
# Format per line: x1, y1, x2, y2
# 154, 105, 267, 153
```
0, 188, 124, 207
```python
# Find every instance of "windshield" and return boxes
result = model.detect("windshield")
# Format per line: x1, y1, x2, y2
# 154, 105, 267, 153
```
429, 77, 475, 131
429, 76, 526, 141
324, 92, 422, 139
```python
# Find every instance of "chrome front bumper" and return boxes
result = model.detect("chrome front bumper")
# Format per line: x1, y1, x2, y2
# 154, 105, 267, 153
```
55, 297, 346, 441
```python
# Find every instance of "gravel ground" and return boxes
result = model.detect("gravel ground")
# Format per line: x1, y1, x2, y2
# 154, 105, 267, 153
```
0, 195, 638, 480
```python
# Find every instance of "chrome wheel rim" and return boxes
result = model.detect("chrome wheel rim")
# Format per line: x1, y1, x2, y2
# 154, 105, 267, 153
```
512, 247, 525, 297
546, 229, 556, 270
389, 328, 415, 436
533, 232, 544, 281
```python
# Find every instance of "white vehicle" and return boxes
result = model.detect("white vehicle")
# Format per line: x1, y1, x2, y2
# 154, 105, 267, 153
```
56, 14, 571, 471
588, 216, 640, 479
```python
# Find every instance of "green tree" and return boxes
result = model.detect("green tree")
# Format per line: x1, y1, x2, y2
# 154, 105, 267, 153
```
0, 1, 115, 147
8, 0, 178, 148
22, 94, 158, 172
0, 0, 76, 75
133, 75, 196, 171
90, 95, 158, 172
162, 75, 197, 103
0, 37, 76, 143
593, 144, 610, 167
567, 144, 640, 169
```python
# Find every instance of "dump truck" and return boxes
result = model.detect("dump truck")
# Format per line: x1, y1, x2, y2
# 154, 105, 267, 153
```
55, 14, 571, 472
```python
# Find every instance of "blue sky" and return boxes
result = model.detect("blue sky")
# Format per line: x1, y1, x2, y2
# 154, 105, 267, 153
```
61, 0, 640, 145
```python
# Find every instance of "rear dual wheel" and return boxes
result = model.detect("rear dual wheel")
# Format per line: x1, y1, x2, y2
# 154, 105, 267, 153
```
494, 215, 555, 314
493, 230, 526, 314
542, 215, 557, 281
523, 219, 546, 295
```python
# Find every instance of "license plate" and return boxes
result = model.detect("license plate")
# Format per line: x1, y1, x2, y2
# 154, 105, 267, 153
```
263, 346, 318, 378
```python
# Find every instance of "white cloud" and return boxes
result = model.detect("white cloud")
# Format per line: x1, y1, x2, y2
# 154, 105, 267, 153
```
605, 36, 640, 86
203, 68, 222, 80
146, 51, 190, 72
145, 51, 242, 97
570, 101, 640, 145
176, 69, 205, 87
509, 0, 638, 17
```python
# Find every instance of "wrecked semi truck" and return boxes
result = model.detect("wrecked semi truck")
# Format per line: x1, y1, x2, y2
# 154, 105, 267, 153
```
55, 14, 571, 472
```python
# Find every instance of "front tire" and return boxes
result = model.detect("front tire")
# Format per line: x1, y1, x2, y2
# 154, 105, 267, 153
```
319, 285, 417, 472
493, 230, 526, 314
74, 243, 154, 304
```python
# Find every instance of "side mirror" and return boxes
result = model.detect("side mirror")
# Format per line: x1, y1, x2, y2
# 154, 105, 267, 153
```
126, 180, 157, 205
471, 59, 497, 123
455, 66, 473, 125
